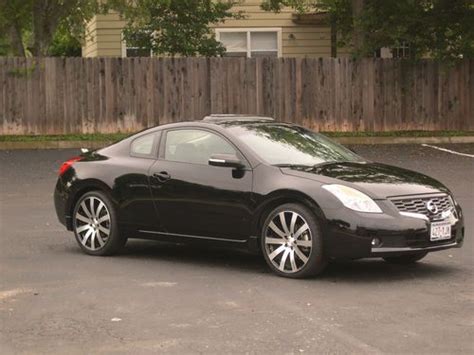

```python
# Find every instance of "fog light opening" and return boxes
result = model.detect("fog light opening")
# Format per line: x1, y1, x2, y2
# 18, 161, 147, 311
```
371, 237, 382, 247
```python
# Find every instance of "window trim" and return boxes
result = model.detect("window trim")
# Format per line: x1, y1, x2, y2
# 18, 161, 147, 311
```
215, 28, 282, 58
159, 127, 250, 168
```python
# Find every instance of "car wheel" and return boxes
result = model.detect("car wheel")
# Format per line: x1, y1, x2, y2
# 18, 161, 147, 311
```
72, 191, 126, 256
261, 203, 327, 278
383, 252, 428, 264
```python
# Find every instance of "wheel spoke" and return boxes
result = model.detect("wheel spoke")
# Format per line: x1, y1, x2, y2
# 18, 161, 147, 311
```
290, 250, 297, 272
98, 225, 110, 236
81, 229, 93, 245
90, 197, 95, 218
96, 230, 105, 246
96, 201, 105, 216
80, 201, 93, 218
268, 221, 286, 239
265, 237, 285, 245
90, 231, 96, 250
294, 223, 309, 239
279, 248, 290, 271
279, 212, 290, 235
76, 213, 90, 224
76, 224, 91, 234
296, 240, 312, 248
294, 246, 308, 263
97, 214, 110, 224
289, 212, 298, 235
268, 244, 286, 260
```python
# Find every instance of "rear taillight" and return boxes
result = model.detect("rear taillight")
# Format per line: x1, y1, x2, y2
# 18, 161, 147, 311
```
58, 156, 82, 176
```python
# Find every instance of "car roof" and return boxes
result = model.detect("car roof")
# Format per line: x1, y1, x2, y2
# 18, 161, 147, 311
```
134, 114, 287, 136
146, 114, 280, 132
201, 114, 275, 124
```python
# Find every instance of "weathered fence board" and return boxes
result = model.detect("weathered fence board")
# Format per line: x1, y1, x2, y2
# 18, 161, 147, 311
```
0, 57, 472, 135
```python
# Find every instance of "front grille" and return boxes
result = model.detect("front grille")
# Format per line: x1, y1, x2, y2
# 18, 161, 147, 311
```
390, 194, 455, 221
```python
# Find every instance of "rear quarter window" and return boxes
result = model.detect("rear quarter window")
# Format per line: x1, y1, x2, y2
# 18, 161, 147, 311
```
130, 133, 156, 157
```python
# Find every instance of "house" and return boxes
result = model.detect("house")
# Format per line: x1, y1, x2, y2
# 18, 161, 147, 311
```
82, 0, 346, 58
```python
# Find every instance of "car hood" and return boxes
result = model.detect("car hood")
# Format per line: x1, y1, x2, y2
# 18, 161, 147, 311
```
281, 162, 449, 199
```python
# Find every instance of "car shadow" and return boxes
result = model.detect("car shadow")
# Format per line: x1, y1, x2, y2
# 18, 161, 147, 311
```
318, 259, 461, 284
73, 239, 461, 282
119, 239, 268, 275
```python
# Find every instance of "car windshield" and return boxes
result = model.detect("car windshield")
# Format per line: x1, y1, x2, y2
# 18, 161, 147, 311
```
226, 123, 364, 166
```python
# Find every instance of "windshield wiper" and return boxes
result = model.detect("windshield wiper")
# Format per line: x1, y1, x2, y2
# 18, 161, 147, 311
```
274, 161, 366, 170
312, 161, 346, 168
273, 163, 314, 169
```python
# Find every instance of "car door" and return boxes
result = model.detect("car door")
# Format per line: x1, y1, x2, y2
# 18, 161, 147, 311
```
111, 131, 163, 231
148, 128, 254, 241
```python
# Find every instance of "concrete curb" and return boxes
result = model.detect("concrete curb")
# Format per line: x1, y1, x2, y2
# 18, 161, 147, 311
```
0, 136, 474, 150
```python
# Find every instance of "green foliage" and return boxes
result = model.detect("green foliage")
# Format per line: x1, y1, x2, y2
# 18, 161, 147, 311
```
261, 0, 474, 62
1, 0, 239, 57
48, 25, 82, 57
0, 0, 104, 57
111, 0, 239, 56
0, 0, 31, 56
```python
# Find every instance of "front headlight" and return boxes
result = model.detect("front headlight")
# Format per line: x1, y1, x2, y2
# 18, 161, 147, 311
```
322, 184, 383, 213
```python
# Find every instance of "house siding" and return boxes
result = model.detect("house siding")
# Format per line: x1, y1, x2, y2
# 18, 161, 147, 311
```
82, 1, 334, 58
220, 1, 332, 57
83, 13, 125, 57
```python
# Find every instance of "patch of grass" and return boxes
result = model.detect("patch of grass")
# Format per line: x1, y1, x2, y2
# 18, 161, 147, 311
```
322, 130, 474, 137
0, 133, 129, 142
1, 130, 473, 142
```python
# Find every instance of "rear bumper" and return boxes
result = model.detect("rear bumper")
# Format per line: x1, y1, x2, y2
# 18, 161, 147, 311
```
54, 178, 73, 230
323, 201, 465, 259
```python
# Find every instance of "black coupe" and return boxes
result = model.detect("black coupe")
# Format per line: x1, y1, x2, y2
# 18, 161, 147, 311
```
54, 115, 465, 278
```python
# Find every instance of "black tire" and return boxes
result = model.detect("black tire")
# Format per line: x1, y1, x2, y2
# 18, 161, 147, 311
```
72, 191, 127, 256
383, 252, 428, 264
260, 203, 327, 278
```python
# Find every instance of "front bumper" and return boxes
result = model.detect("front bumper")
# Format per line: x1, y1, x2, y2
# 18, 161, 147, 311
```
370, 241, 460, 257
323, 199, 465, 259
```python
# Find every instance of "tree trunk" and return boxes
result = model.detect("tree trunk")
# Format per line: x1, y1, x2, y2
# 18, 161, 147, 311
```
352, 0, 365, 55
8, 24, 26, 56
32, 0, 60, 56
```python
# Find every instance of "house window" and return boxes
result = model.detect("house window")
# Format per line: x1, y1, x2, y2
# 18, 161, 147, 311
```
216, 29, 281, 58
121, 36, 152, 57
391, 42, 410, 58
375, 42, 410, 58
125, 47, 151, 57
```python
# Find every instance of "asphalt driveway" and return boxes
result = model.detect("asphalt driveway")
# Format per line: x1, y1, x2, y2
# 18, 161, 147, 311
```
0, 144, 473, 354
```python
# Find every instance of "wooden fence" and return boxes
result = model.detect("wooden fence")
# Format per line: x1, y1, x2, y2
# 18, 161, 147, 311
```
0, 57, 472, 134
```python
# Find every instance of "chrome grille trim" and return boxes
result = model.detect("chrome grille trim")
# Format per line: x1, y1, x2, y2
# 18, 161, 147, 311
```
390, 194, 455, 221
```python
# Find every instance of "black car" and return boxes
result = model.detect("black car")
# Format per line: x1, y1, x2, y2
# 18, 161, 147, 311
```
54, 115, 465, 278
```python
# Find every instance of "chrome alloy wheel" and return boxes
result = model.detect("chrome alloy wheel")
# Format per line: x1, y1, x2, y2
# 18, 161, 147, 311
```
264, 211, 312, 273
74, 196, 111, 251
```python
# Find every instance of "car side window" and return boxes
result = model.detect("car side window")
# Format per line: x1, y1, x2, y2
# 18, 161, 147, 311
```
164, 129, 236, 165
131, 133, 155, 157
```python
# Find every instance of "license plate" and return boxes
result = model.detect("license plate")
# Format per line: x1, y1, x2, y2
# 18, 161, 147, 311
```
430, 221, 451, 241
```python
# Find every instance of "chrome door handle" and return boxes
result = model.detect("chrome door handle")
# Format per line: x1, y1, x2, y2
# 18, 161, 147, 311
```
153, 171, 171, 182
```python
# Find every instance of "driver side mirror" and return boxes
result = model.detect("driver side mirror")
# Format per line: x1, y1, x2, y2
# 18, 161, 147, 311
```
208, 154, 244, 169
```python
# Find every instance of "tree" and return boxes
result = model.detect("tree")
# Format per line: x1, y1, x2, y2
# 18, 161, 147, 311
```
0, 0, 31, 56
48, 24, 82, 57
0, 0, 102, 57
110, 0, 239, 56
261, 0, 474, 61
